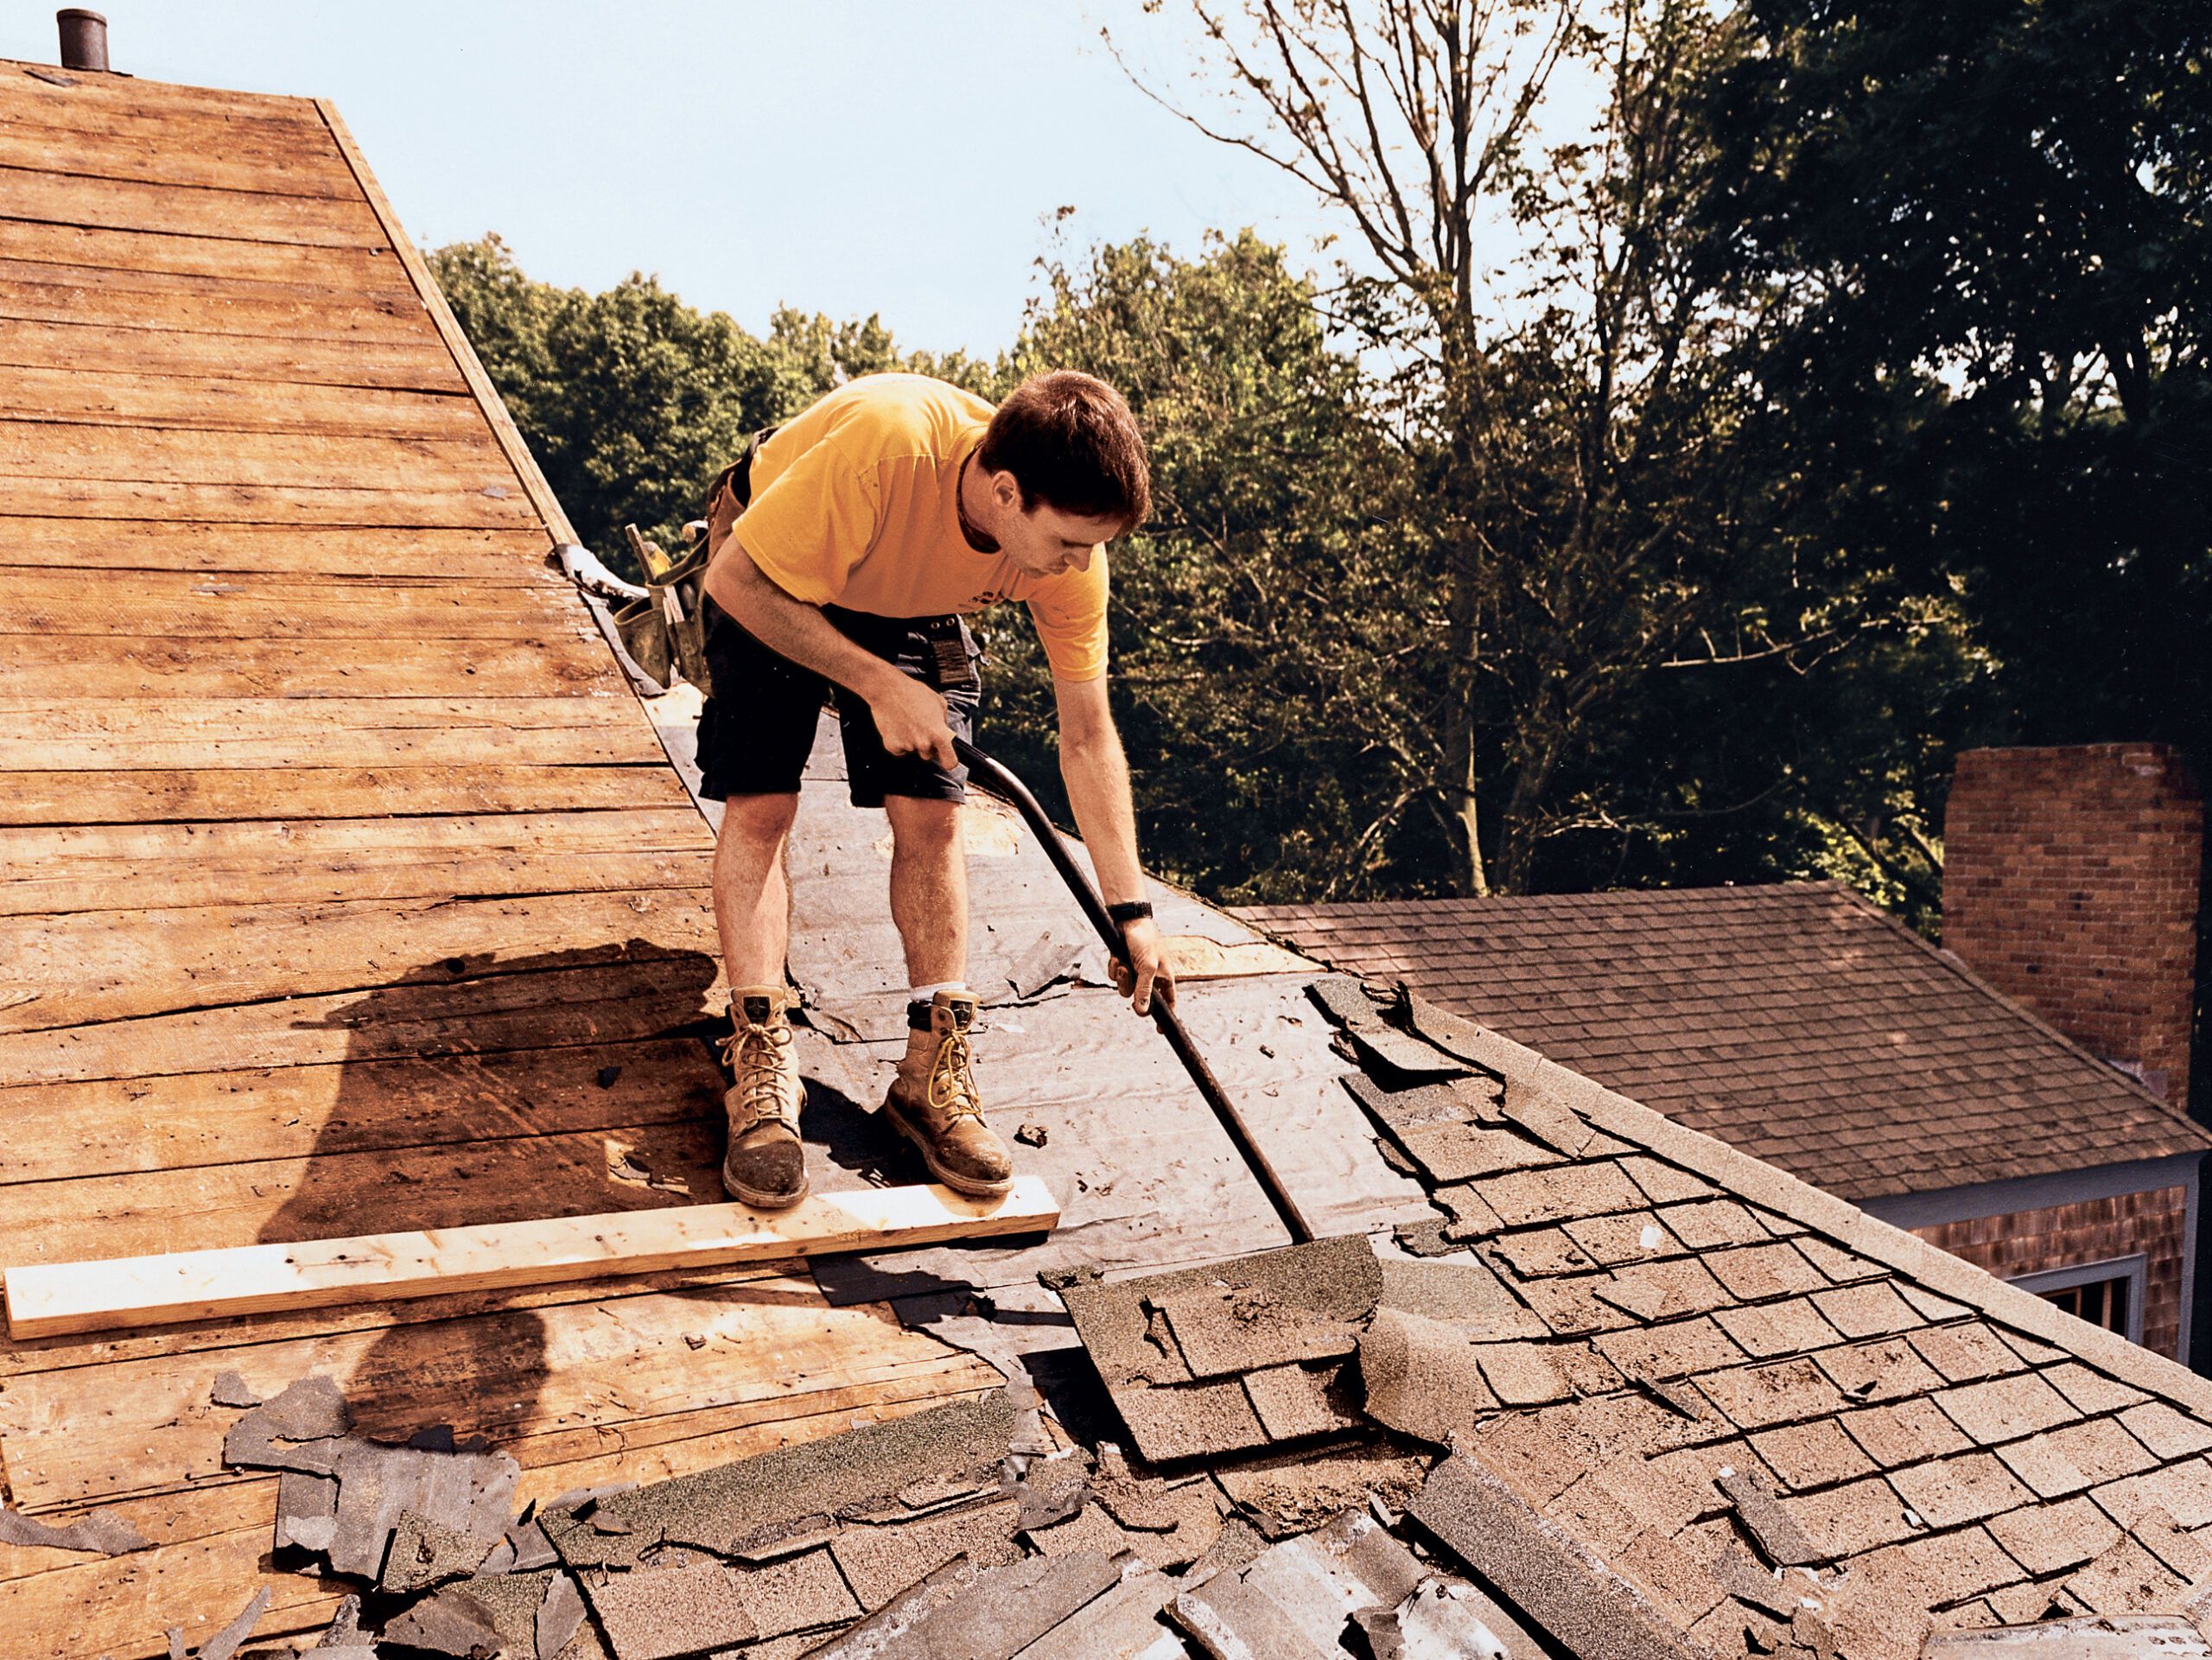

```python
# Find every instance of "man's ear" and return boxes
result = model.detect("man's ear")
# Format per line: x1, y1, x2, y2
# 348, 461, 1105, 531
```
987, 467, 1027, 515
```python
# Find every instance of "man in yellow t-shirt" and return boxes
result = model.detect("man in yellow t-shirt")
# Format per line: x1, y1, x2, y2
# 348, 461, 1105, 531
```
696, 370, 1172, 1210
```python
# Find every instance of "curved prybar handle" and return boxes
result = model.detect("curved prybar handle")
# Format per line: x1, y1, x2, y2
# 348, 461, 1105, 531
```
953, 736, 1312, 1242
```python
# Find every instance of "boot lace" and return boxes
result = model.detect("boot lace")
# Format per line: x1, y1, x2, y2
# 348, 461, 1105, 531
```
926, 1027, 985, 1123
720, 1019, 799, 1130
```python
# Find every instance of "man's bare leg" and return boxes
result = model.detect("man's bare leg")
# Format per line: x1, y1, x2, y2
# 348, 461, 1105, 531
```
880, 796, 1010, 1195
713, 793, 800, 986
884, 795, 968, 984
712, 792, 809, 1205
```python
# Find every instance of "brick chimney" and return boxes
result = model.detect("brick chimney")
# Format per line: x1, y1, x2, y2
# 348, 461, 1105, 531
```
1944, 744, 2203, 1105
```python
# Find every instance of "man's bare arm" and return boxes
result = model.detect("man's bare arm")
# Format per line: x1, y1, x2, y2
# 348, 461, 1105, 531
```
702, 538, 957, 767
1053, 672, 1173, 1013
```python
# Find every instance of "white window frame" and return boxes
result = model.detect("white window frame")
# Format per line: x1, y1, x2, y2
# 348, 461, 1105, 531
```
2006, 1254, 2148, 1346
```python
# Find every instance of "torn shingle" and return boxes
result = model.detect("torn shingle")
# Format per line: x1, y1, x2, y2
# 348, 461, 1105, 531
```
546, 1392, 1017, 1569
1151, 1282, 1361, 1378
733, 1546, 863, 1639
2063, 1532, 2190, 1616
830, 1496, 1024, 1612
1007, 1562, 1179, 1659
0, 1504, 152, 1556
1111, 1377, 1268, 1463
1813, 1336, 1947, 1404
1711, 1297, 1846, 1360
1241, 1362, 1363, 1442
322, 1436, 519, 1580
274, 1470, 339, 1555
1173, 1507, 1426, 1660
1982, 1492, 2121, 1576
381, 1508, 497, 1596
1359, 1306, 1499, 1445
1411, 1454, 1712, 1660
1498, 1078, 1596, 1159
1716, 1466, 1823, 1566
585, 1559, 758, 1659
1375, 1256, 1549, 1340
1213, 1440, 1429, 1540
801, 1552, 982, 1658
893, 1549, 1130, 1660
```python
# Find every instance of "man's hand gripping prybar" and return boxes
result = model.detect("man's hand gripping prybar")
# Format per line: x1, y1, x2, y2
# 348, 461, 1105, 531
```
952, 735, 1313, 1243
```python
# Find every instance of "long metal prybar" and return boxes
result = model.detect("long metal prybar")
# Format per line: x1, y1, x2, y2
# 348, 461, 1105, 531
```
955, 736, 1313, 1243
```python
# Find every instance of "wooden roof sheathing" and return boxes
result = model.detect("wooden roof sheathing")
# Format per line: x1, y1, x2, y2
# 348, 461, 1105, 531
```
0, 60, 1001, 1657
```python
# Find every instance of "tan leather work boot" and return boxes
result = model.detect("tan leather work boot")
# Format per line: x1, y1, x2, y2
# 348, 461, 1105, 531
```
881, 991, 1014, 1198
719, 985, 808, 1209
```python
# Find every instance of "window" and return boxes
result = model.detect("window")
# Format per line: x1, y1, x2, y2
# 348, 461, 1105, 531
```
2006, 1255, 2148, 1346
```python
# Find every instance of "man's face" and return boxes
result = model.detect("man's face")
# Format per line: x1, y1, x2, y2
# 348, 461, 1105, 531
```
997, 499, 1125, 578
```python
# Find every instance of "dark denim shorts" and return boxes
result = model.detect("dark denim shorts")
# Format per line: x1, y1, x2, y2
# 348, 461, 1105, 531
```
693, 594, 982, 808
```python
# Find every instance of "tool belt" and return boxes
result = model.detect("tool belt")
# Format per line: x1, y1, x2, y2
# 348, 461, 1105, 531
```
609, 426, 779, 699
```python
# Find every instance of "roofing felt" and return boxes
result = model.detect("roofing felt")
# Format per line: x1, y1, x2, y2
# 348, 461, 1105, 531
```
1235, 883, 2212, 1199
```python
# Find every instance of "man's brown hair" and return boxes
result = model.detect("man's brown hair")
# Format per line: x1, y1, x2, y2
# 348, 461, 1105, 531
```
976, 370, 1151, 532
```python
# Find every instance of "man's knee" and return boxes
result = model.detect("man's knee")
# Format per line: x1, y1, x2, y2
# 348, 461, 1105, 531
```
718, 792, 799, 849
883, 795, 963, 855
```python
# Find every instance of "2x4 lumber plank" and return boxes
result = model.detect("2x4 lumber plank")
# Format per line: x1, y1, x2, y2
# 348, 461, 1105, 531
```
0, 887, 720, 1034
0, 162, 387, 245
0, 117, 362, 199
0, 217, 410, 290
0, 317, 464, 391
0, 635, 625, 699
0, 1034, 720, 1185
0, 953, 727, 1089
0, 1117, 727, 1265
0, 519, 556, 576
0, 762, 685, 828
0, 273, 436, 342
2, 1177, 1061, 1339
6, 571, 588, 638
1, 366, 488, 440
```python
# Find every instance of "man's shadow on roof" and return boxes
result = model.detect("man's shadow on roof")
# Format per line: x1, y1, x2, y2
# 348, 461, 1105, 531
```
255, 940, 730, 1447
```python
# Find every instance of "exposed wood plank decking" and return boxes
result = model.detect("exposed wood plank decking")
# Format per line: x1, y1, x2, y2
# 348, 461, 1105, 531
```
0, 59, 999, 1657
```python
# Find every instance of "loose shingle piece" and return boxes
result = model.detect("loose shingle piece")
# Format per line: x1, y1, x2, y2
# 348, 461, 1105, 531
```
1060, 1237, 1385, 1463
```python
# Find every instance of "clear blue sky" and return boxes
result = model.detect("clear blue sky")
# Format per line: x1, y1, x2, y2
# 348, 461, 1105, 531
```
4, 2, 1343, 357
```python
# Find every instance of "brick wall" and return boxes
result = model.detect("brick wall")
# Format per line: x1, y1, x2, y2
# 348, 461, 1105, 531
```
1944, 744, 2203, 1106
1915, 1186, 2189, 1360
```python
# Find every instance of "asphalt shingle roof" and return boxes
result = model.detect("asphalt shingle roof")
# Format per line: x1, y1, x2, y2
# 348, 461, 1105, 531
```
1235, 883, 2212, 1200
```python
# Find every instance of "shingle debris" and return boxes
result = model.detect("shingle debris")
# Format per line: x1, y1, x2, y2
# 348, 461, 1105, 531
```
0, 1503, 152, 1556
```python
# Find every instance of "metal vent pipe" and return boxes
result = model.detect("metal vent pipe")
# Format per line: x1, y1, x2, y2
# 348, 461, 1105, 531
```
57, 10, 109, 73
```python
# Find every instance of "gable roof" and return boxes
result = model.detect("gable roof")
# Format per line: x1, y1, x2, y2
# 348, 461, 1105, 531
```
1235, 883, 2212, 1200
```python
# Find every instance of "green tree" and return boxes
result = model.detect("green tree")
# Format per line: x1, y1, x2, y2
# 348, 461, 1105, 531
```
988, 231, 1441, 902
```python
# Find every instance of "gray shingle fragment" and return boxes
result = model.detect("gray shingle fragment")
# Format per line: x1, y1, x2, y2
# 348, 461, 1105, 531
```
323, 1436, 519, 1580
1114, 1377, 1268, 1463
195, 1585, 270, 1660
830, 1496, 1024, 1611
1152, 1282, 1360, 1378
1412, 1455, 1712, 1660
0, 1503, 152, 1555
1241, 1364, 1363, 1441
734, 1546, 862, 1638
222, 1375, 352, 1472
1375, 1256, 1546, 1338
536, 1572, 587, 1660
1214, 1441, 1429, 1540
210, 1371, 262, 1409
275, 1471, 339, 1555
1358, 1577, 1550, 1660
381, 1585, 507, 1657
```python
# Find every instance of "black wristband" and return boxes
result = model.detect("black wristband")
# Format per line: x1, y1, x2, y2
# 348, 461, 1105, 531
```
1107, 900, 1154, 925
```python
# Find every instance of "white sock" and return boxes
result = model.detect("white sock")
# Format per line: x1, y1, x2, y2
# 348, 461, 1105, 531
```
907, 981, 969, 1003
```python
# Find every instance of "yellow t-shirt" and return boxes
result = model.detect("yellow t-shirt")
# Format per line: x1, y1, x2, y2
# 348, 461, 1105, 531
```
731, 373, 1110, 681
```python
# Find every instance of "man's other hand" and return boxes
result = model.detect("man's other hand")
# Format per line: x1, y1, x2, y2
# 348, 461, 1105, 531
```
869, 674, 958, 770
1109, 916, 1176, 1016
